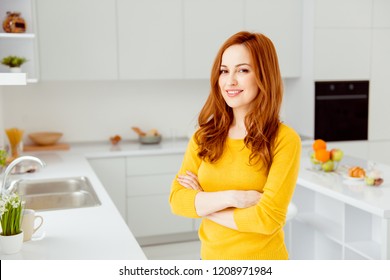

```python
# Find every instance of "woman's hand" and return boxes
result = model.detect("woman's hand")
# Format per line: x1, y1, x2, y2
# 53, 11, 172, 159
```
177, 171, 203, 191
231, 190, 262, 208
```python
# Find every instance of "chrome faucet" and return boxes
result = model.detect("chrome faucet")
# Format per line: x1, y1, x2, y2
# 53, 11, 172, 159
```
1, 155, 46, 195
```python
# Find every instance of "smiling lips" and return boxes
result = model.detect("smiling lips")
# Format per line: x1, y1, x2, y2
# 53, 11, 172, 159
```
226, 89, 243, 97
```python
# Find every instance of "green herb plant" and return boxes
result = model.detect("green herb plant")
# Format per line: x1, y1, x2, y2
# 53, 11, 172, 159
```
0, 193, 25, 236
1, 56, 28, 68
0, 149, 7, 168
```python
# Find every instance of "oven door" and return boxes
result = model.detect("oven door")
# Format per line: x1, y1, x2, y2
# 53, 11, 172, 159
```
314, 81, 369, 141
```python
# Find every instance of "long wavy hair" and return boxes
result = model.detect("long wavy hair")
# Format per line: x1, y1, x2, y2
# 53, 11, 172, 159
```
194, 31, 283, 172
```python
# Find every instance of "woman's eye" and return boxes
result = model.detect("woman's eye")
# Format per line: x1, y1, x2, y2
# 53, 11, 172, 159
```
238, 68, 249, 73
220, 69, 228, 74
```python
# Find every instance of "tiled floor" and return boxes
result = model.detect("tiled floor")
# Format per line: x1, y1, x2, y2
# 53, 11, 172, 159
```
142, 240, 201, 260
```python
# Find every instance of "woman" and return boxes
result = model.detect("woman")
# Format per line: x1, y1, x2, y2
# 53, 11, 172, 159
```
169, 31, 301, 260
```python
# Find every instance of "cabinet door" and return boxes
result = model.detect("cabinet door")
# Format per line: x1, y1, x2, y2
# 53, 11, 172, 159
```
127, 195, 193, 237
126, 154, 182, 176
315, 0, 372, 28
117, 0, 183, 79
127, 174, 174, 196
313, 0, 372, 80
369, 29, 390, 140
88, 157, 127, 220
372, 0, 390, 28
36, 0, 117, 80
183, 0, 244, 79
314, 29, 371, 80
245, 0, 302, 78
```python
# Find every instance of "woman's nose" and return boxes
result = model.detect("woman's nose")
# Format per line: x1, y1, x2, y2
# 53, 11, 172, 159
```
227, 73, 237, 86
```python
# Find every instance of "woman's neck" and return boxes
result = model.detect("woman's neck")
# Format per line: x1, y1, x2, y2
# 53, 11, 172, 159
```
229, 109, 247, 139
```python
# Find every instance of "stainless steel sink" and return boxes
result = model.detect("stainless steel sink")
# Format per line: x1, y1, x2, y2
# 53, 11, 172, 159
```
13, 176, 101, 211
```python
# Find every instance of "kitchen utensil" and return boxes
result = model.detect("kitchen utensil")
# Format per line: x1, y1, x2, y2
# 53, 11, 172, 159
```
131, 127, 146, 136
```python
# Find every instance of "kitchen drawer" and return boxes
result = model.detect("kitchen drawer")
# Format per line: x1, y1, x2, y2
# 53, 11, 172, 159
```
127, 194, 193, 237
126, 154, 182, 176
127, 174, 174, 196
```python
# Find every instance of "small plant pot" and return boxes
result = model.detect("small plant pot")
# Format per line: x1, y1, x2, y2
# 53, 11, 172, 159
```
0, 231, 24, 254
9, 67, 22, 73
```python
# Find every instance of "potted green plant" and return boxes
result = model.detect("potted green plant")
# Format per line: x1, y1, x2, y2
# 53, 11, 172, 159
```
0, 192, 25, 254
1, 55, 28, 73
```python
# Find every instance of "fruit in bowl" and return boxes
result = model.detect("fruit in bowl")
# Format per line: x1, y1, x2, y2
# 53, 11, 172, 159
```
310, 139, 343, 172
348, 166, 366, 178
364, 168, 384, 187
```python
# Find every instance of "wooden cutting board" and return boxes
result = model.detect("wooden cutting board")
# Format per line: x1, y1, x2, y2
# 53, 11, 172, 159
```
23, 143, 70, 151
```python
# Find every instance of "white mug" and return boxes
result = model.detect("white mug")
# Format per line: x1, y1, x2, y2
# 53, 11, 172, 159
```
21, 209, 44, 242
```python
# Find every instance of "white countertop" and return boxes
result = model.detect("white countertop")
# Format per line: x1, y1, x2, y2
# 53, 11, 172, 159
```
0, 138, 190, 259
299, 146, 390, 218
0, 152, 147, 260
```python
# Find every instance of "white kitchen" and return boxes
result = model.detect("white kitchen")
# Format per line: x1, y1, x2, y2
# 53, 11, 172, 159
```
1, 0, 390, 266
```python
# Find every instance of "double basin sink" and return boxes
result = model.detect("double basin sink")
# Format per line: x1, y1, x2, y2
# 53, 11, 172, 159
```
13, 176, 101, 211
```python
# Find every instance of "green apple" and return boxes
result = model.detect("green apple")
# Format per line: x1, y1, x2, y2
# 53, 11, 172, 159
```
365, 177, 375, 186
322, 160, 334, 172
310, 152, 320, 164
330, 148, 344, 162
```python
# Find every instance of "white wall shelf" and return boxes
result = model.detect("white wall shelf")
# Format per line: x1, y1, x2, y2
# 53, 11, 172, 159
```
0, 73, 26, 85
0, 0, 39, 82
0, 33, 35, 39
296, 213, 343, 244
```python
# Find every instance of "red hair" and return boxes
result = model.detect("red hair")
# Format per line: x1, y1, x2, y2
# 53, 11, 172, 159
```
195, 31, 283, 171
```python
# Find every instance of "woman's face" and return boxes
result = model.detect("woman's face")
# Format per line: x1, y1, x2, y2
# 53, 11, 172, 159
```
218, 44, 259, 112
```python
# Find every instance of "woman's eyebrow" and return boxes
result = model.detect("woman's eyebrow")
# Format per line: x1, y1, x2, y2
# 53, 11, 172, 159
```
220, 63, 252, 68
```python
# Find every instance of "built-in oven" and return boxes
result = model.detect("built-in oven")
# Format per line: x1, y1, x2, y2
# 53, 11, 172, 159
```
314, 81, 369, 141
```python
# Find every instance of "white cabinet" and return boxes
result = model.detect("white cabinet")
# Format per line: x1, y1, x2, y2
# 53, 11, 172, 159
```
117, 0, 183, 79
369, 0, 390, 141
183, 0, 244, 79
315, 0, 372, 28
372, 0, 390, 28
369, 30, 390, 140
314, 29, 371, 80
36, 0, 117, 80
34, 0, 302, 80
126, 154, 194, 244
183, 0, 302, 79
291, 185, 389, 259
314, 0, 372, 80
88, 157, 127, 220
0, 0, 39, 82
244, 0, 302, 78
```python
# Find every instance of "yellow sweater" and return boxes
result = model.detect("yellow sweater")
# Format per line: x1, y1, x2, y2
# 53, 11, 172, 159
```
169, 124, 301, 259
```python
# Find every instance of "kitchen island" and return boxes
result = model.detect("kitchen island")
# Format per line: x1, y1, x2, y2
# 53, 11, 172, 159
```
290, 146, 390, 260
0, 152, 146, 260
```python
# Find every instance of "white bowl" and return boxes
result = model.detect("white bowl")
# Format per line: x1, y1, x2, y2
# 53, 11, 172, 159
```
139, 135, 162, 144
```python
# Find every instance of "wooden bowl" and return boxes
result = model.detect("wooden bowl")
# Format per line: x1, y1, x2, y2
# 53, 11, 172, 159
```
28, 132, 63, 146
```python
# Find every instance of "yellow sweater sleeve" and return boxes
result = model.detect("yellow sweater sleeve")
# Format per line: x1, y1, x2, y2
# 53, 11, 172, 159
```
233, 126, 301, 234
169, 135, 202, 218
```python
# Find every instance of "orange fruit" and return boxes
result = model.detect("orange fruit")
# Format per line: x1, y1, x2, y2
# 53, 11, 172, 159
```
313, 139, 327, 151
315, 149, 330, 163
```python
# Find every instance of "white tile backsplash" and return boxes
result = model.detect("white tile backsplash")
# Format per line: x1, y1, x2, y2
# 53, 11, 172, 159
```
1, 80, 209, 143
